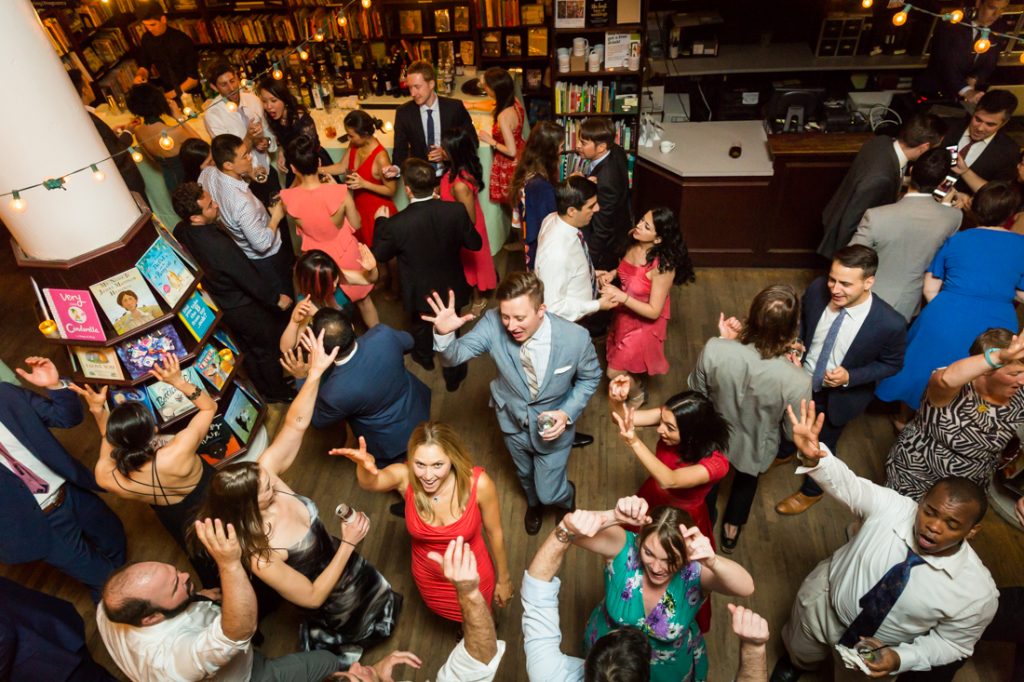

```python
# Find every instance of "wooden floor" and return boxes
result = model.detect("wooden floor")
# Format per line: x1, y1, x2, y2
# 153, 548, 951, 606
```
1, 238, 1020, 681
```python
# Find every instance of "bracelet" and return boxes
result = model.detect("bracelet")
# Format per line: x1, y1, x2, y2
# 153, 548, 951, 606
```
184, 384, 203, 401
554, 525, 576, 544
984, 347, 1005, 370
342, 540, 358, 548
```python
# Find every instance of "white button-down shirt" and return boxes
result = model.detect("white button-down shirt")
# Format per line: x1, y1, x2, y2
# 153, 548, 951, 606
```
893, 140, 909, 177
199, 166, 281, 260
203, 90, 277, 170
521, 571, 585, 681
802, 294, 873, 376
957, 130, 996, 168
96, 601, 253, 682
534, 213, 599, 322
796, 447, 998, 672
0, 421, 65, 508
434, 312, 552, 385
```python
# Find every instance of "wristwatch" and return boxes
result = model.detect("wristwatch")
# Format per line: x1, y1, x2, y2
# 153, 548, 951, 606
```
554, 525, 576, 544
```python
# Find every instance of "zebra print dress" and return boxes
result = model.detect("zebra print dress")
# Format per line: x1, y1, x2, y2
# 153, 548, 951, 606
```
885, 382, 1024, 500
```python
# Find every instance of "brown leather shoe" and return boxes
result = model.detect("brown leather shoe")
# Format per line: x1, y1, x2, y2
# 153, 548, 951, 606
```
771, 454, 796, 469
775, 492, 822, 516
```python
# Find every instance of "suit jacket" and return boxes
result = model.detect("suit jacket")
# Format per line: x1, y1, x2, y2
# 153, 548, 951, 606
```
942, 119, 1020, 193
914, 20, 1003, 100
0, 384, 97, 564
584, 144, 632, 270
0, 576, 98, 681
392, 96, 477, 166
303, 325, 431, 463
372, 198, 482, 314
800, 277, 907, 426
175, 221, 280, 311
849, 194, 963, 321
438, 310, 602, 454
818, 135, 902, 259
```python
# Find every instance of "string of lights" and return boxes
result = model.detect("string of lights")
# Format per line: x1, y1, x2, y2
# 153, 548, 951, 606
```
6, 0, 372, 212
866, 0, 1024, 58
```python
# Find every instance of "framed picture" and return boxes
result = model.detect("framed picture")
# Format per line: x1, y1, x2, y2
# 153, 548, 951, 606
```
554, 0, 585, 28
521, 4, 545, 25
438, 40, 455, 64
399, 10, 422, 34
460, 40, 475, 65
527, 27, 548, 56
505, 34, 522, 57
453, 5, 471, 32
525, 68, 543, 91
481, 31, 501, 57
418, 40, 433, 64
434, 8, 451, 33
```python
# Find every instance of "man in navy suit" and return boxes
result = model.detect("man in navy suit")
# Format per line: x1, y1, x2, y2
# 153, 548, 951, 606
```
286, 308, 431, 469
0, 357, 126, 601
0, 576, 116, 681
774, 245, 907, 515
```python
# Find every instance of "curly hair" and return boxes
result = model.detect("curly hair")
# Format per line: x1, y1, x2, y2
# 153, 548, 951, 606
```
637, 207, 695, 285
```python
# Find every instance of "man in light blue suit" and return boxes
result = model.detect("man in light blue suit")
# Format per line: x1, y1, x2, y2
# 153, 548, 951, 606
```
426, 272, 603, 535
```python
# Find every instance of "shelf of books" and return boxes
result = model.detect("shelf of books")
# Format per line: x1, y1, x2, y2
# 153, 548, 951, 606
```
14, 207, 266, 467
476, 1, 549, 122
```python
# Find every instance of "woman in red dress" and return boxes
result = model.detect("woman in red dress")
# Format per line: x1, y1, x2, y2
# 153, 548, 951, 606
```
601, 207, 695, 404
608, 376, 731, 632
331, 422, 513, 623
477, 67, 525, 206
340, 110, 398, 247
440, 126, 497, 315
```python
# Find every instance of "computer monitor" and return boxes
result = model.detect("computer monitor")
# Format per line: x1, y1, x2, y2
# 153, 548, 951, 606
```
765, 88, 825, 133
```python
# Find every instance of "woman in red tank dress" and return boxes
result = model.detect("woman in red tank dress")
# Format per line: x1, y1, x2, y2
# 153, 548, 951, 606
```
477, 67, 525, 205
271, 134, 380, 328
608, 376, 731, 632
600, 207, 695, 404
331, 422, 513, 622
340, 110, 398, 247
440, 126, 497, 314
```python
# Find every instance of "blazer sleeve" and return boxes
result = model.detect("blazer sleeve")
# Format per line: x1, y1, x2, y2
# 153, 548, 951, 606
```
687, 342, 711, 396
392, 108, 412, 167
458, 205, 483, 252
436, 313, 497, 367
587, 174, 625, 254
835, 172, 898, 249
845, 311, 906, 388
213, 238, 280, 308
16, 385, 84, 430
557, 334, 602, 422
451, 99, 478, 149
371, 216, 399, 263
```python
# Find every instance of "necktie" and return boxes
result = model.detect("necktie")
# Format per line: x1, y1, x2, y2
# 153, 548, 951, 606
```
0, 441, 50, 494
520, 338, 540, 399
958, 139, 977, 164
811, 309, 846, 392
577, 230, 598, 298
425, 108, 440, 173
839, 548, 926, 647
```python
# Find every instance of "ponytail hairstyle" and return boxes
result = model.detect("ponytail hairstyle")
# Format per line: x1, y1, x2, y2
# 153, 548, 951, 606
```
105, 402, 159, 475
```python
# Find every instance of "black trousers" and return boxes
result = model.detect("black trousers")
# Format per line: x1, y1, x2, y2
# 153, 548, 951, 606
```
723, 470, 762, 527
221, 302, 294, 400
410, 315, 467, 386
251, 243, 295, 300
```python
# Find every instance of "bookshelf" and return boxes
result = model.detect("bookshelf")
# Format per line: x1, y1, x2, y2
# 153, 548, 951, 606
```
13, 205, 267, 465
476, 1, 550, 120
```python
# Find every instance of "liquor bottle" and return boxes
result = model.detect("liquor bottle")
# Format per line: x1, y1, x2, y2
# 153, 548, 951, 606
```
454, 53, 464, 77
298, 75, 313, 108
444, 58, 455, 94
382, 57, 395, 96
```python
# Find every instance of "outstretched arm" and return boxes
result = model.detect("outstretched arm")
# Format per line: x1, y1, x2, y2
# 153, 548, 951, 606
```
730, 604, 770, 682
927, 331, 1024, 408
612, 408, 711, 490
430, 537, 500, 669
15, 357, 83, 428
330, 435, 408, 493
562, 497, 651, 562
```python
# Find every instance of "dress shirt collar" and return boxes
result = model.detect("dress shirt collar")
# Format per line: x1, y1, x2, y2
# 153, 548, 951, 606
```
521, 313, 551, 347
587, 149, 611, 172
554, 213, 583, 236
893, 140, 909, 174
334, 342, 358, 366
213, 166, 249, 189
420, 93, 439, 113
409, 194, 434, 204
831, 292, 873, 320
890, 523, 971, 578
959, 129, 996, 148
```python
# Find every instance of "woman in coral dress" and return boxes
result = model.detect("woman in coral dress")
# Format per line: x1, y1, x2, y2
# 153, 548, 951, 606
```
272, 133, 380, 328
332, 422, 513, 623
441, 126, 498, 313
341, 110, 398, 247
601, 207, 695, 400
477, 67, 525, 205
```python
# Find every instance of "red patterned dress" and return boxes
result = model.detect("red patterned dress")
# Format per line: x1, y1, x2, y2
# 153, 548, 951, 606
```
488, 99, 526, 204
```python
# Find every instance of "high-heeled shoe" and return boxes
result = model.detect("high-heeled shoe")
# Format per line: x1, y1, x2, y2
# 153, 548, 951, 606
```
720, 525, 741, 554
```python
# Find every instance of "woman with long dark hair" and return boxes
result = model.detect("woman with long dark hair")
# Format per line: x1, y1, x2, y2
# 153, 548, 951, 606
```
258, 76, 340, 185
477, 67, 525, 205
126, 83, 200, 192
440, 126, 497, 314
179, 137, 212, 183
341, 110, 397, 247
601, 207, 695, 393
509, 120, 563, 268
194, 329, 401, 664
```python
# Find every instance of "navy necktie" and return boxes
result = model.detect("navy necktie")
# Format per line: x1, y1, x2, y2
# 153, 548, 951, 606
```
811, 309, 846, 392
839, 548, 926, 647
425, 108, 439, 173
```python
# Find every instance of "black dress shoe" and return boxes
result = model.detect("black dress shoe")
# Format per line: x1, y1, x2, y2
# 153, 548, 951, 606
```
411, 355, 435, 371
572, 432, 594, 448
769, 653, 805, 682
720, 525, 741, 555
524, 505, 543, 535
444, 373, 465, 392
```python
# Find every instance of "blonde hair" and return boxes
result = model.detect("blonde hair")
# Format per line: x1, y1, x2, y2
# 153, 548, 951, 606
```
407, 422, 474, 523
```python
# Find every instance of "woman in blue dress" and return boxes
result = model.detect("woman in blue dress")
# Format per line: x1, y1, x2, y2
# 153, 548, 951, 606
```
877, 181, 1024, 414
562, 495, 754, 682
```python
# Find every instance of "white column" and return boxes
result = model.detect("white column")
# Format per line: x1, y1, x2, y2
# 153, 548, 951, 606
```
0, 0, 141, 261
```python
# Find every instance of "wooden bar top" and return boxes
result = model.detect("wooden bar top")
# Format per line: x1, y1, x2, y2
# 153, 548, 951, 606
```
767, 131, 875, 156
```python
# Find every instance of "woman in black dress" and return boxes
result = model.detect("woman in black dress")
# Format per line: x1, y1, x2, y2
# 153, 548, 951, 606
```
258, 77, 342, 186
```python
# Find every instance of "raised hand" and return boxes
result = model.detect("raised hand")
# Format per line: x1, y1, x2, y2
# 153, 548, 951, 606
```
150, 352, 184, 385
561, 509, 604, 538
340, 511, 371, 546
290, 298, 318, 325
370, 651, 423, 682
194, 518, 241, 567
681, 524, 716, 568
374, 204, 392, 221
302, 327, 339, 379
357, 243, 377, 272
279, 346, 310, 379
329, 436, 380, 476
786, 399, 827, 462
717, 313, 742, 340
996, 332, 1024, 366
68, 383, 108, 414
427, 536, 480, 596
16, 357, 60, 389
613, 495, 651, 527
727, 604, 769, 645
611, 408, 638, 445
421, 289, 475, 335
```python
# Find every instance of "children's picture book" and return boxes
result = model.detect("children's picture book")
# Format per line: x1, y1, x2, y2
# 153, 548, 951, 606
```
453, 5, 471, 32
178, 290, 216, 341
195, 343, 232, 391
43, 288, 106, 341
108, 386, 158, 421
90, 268, 164, 335
196, 414, 242, 465
225, 385, 259, 443
146, 380, 195, 422
73, 346, 125, 380
213, 329, 239, 354
115, 323, 188, 380
136, 237, 195, 307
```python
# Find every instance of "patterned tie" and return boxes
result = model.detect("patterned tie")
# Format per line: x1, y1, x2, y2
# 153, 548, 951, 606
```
839, 548, 926, 647
520, 338, 540, 399
0, 441, 50, 494
811, 309, 846, 392
577, 230, 598, 298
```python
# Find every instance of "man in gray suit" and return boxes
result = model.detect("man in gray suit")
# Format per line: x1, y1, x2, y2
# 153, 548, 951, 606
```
817, 114, 947, 259
426, 272, 603, 535
850, 147, 963, 323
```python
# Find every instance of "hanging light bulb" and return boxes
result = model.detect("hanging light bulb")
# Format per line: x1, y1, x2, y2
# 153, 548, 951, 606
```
949, 9, 964, 23
361, 0, 371, 8
299, 49, 310, 60
130, 146, 144, 163
91, 164, 105, 182
225, 100, 238, 112
861, 0, 873, 8
892, 5, 910, 26
975, 28, 991, 53
272, 63, 284, 80
384, 120, 393, 132
315, 28, 325, 42
10, 190, 25, 212
182, 106, 194, 118
159, 131, 175, 151
338, 13, 347, 27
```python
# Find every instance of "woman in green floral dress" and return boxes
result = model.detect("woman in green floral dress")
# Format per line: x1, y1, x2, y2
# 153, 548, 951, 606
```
564, 496, 755, 682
